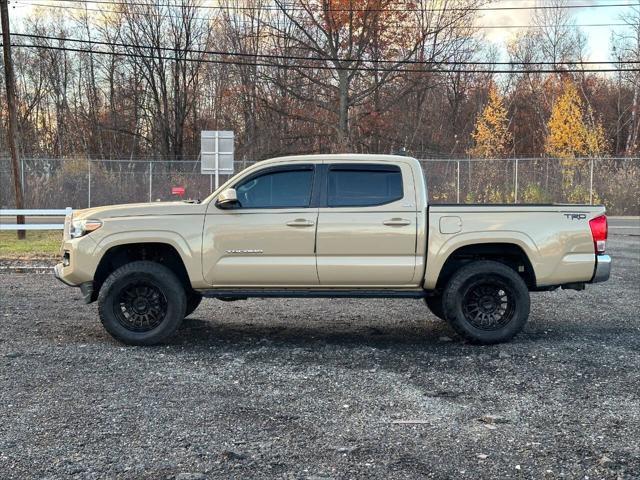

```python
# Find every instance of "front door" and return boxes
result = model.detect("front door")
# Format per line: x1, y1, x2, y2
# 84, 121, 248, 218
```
315, 162, 419, 286
203, 164, 319, 286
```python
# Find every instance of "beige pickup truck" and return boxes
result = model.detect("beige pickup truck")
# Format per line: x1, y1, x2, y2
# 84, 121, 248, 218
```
55, 154, 611, 345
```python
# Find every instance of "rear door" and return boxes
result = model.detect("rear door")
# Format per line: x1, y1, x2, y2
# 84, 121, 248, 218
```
202, 163, 319, 286
315, 162, 419, 286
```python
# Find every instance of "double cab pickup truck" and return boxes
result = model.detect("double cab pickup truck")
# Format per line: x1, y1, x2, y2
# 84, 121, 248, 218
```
55, 154, 611, 345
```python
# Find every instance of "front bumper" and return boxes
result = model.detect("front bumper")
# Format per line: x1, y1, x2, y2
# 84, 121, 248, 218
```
54, 233, 99, 286
54, 263, 95, 303
54, 263, 75, 286
590, 254, 611, 283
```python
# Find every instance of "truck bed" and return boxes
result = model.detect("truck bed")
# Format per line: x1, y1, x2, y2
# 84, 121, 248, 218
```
424, 204, 606, 289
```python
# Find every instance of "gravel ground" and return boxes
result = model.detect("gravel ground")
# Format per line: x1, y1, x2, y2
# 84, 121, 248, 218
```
0, 236, 639, 479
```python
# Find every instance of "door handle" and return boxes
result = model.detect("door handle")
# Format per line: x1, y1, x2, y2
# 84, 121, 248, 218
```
286, 219, 315, 227
383, 218, 411, 226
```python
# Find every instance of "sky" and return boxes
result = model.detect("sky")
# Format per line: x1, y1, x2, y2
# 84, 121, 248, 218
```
6, 0, 638, 65
478, 0, 636, 63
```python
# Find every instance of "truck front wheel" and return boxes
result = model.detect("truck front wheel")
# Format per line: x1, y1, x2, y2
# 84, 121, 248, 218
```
97, 261, 186, 345
442, 260, 530, 344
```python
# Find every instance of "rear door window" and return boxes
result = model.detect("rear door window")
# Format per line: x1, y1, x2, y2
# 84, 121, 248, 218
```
327, 164, 403, 207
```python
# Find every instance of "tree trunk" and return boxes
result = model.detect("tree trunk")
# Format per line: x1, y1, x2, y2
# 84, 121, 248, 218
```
337, 71, 349, 150
625, 75, 639, 154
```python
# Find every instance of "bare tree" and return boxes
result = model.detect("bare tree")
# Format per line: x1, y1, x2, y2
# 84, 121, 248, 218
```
119, 0, 212, 159
255, 0, 481, 150
612, 6, 640, 154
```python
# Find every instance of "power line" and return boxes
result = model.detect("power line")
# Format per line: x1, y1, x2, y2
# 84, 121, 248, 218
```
10, 0, 640, 14
4, 41, 640, 73
8, 32, 637, 66
11, 1, 640, 30
476, 23, 630, 29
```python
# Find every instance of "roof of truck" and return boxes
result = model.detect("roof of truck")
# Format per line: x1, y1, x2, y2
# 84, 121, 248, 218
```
265, 153, 416, 163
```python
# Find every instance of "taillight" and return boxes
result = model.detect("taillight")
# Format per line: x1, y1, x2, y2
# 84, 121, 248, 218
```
589, 215, 608, 254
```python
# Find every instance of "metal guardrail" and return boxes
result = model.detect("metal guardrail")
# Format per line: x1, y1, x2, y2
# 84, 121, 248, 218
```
0, 207, 72, 230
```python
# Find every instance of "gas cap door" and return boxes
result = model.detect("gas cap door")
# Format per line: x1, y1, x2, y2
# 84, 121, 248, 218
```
439, 216, 462, 234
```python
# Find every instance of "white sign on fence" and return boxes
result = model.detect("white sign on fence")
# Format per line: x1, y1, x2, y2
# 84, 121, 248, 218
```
201, 131, 234, 189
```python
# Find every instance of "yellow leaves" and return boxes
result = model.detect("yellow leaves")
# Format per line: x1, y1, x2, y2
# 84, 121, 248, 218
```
544, 80, 608, 159
544, 80, 609, 194
468, 85, 512, 158
466, 183, 514, 204
584, 118, 607, 158
566, 184, 601, 205
522, 183, 552, 203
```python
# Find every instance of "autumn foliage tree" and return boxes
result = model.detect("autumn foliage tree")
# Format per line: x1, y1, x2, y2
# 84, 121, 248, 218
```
545, 81, 606, 158
545, 80, 608, 201
462, 85, 514, 203
468, 85, 512, 158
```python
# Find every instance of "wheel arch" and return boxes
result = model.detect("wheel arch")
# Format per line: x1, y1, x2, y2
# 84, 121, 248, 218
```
430, 241, 537, 291
92, 242, 193, 302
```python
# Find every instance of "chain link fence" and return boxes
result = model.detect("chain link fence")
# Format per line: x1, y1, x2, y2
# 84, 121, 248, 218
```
421, 157, 639, 214
1, 156, 639, 215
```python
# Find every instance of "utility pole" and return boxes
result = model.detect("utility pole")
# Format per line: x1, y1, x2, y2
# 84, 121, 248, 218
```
1, 0, 25, 239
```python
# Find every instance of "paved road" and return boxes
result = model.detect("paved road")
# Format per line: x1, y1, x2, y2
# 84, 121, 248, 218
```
609, 216, 640, 236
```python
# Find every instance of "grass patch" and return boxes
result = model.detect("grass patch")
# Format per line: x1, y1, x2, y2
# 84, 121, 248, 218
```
0, 231, 62, 259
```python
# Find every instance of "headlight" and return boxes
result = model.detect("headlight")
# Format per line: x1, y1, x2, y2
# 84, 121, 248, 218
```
71, 219, 102, 238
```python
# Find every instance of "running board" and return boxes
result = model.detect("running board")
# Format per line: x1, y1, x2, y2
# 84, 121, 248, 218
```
200, 289, 427, 299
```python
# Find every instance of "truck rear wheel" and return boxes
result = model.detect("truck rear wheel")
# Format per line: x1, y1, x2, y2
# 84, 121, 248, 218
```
442, 260, 530, 344
97, 261, 186, 345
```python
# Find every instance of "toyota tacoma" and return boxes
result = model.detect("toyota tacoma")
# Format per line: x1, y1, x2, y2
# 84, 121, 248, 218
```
54, 154, 611, 345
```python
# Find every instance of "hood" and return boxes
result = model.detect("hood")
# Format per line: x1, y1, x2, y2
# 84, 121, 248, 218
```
72, 201, 208, 220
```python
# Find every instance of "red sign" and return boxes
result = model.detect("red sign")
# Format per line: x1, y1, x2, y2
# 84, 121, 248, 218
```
171, 186, 185, 197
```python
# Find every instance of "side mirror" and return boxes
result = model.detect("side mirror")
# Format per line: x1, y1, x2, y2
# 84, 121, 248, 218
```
216, 188, 238, 209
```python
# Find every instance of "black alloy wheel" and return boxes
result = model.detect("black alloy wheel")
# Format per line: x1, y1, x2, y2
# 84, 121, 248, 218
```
460, 280, 515, 331
442, 260, 530, 344
114, 282, 168, 332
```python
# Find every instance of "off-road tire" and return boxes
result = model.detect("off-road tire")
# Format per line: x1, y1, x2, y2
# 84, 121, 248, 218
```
185, 291, 203, 317
442, 260, 530, 344
424, 295, 445, 320
98, 261, 186, 345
